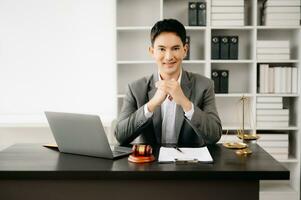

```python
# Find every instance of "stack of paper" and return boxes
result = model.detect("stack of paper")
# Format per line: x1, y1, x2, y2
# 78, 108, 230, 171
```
257, 133, 289, 161
158, 147, 213, 163
262, 0, 300, 26
211, 0, 245, 26
256, 97, 289, 128
257, 40, 290, 60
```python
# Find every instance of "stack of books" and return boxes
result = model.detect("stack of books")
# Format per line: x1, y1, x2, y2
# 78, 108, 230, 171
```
257, 40, 290, 60
257, 133, 289, 161
211, 0, 245, 26
258, 64, 298, 94
256, 97, 289, 128
262, 0, 301, 26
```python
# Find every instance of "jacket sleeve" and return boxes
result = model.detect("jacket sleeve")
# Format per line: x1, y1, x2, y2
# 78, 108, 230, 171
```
114, 84, 152, 145
188, 81, 222, 145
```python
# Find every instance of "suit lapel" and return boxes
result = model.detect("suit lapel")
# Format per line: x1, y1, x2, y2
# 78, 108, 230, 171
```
148, 73, 162, 144
175, 71, 192, 142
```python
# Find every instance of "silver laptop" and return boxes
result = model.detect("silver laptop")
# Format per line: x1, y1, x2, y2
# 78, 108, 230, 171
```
45, 111, 132, 159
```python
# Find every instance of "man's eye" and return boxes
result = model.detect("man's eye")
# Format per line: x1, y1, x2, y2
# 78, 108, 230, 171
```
173, 47, 180, 51
159, 48, 165, 51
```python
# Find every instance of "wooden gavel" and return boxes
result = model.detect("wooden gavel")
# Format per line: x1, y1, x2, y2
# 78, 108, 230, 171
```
131, 145, 153, 157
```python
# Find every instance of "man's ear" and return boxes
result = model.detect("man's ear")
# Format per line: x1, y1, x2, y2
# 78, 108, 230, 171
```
149, 46, 154, 57
183, 43, 189, 58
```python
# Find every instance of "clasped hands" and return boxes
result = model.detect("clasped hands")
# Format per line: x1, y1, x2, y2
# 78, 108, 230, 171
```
147, 79, 192, 112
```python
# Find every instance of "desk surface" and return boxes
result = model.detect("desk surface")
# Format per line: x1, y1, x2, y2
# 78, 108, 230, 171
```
0, 143, 289, 180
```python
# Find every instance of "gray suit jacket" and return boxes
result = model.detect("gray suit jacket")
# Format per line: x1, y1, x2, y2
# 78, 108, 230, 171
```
115, 70, 222, 146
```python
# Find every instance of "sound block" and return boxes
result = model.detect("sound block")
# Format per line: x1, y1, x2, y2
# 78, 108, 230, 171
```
128, 155, 155, 163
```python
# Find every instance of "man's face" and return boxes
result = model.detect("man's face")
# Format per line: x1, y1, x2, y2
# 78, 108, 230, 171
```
149, 32, 188, 78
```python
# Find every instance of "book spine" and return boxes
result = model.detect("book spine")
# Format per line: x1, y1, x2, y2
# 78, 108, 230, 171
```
220, 36, 229, 59
257, 121, 289, 127
257, 141, 289, 147
263, 19, 300, 26
268, 67, 274, 93
258, 134, 288, 141
197, 2, 206, 26
280, 67, 286, 93
259, 64, 266, 93
264, 13, 301, 20
265, 6, 300, 13
211, 36, 220, 59
256, 103, 283, 109
211, 13, 244, 20
211, 6, 244, 13
257, 40, 290, 48
211, 70, 220, 93
264, 0, 301, 7
257, 48, 290, 54
188, 2, 198, 26
257, 115, 289, 122
274, 67, 281, 93
229, 36, 238, 59
257, 54, 290, 60
212, 0, 244, 6
211, 20, 244, 26
220, 70, 229, 93
257, 109, 289, 115
257, 97, 282, 103
292, 68, 298, 93
286, 67, 292, 93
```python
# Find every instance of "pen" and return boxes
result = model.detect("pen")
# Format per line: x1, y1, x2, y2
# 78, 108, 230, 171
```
174, 146, 183, 153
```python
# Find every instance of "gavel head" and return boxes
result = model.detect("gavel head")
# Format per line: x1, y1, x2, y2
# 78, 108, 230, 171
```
132, 145, 153, 156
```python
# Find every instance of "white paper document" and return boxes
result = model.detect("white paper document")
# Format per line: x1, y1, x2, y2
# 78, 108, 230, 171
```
158, 147, 213, 163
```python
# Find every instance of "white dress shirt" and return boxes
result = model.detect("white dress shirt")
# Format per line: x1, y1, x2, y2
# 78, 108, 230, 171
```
144, 70, 194, 144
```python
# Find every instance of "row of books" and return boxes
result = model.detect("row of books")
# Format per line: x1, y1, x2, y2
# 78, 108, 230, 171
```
219, 133, 289, 161
261, 0, 300, 26
257, 40, 290, 60
211, 36, 239, 59
188, 2, 206, 26
257, 133, 289, 160
211, 70, 229, 93
256, 97, 289, 128
211, 0, 245, 26
258, 64, 298, 94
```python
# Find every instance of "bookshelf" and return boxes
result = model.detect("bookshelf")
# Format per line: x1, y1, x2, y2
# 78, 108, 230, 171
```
116, 0, 300, 200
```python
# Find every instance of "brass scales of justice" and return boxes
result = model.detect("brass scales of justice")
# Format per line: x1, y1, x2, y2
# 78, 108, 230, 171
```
223, 95, 260, 155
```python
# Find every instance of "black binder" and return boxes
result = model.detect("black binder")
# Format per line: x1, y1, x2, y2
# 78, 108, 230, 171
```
220, 36, 229, 59
197, 2, 206, 26
211, 70, 220, 93
229, 36, 238, 59
211, 36, 220, 59
220, 70, 229, 93
184, 36, 190, 60
188, 2, 198, 26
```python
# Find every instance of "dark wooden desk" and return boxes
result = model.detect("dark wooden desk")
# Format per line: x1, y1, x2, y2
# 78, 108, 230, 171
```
0, 143, 289, 200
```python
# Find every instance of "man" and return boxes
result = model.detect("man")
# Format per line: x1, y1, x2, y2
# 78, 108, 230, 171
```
115, 19, 222, 146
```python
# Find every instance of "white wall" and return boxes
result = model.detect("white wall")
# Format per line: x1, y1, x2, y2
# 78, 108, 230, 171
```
0, 0, 116, 148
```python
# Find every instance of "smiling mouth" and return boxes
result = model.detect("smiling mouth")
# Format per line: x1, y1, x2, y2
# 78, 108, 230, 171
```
164, 62, 176, 65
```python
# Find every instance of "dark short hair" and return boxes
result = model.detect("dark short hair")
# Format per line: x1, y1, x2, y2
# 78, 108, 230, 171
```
150, 19, 186, 46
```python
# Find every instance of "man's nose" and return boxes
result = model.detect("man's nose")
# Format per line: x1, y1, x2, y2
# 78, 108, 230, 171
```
164, 50, 173, 60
